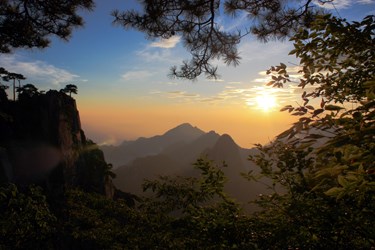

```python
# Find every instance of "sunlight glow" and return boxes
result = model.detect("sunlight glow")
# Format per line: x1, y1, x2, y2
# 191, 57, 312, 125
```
255, 93, 277, 112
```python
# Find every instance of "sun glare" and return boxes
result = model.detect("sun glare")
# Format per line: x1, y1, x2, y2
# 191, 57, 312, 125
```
255, 93, 277, 112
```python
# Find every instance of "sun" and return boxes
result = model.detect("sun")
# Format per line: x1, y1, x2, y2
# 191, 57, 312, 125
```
255, 93, 277, 112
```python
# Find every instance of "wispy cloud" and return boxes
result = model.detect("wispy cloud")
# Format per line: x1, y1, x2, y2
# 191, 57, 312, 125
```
0, 54, 79, 86
238, 40, 293, 64
166, 91, 200, 98
218, 11, 249, 32
163, 81, 179, 86
150, 36, 181, 48
153, 89, 226, 104
314, 0, 375, 9
228, 81, 243, 85
200, 97, 225, 103
206, 78, 225, 83
215, 67, 305, 109
121, 70, 154, 81
136, 47, 180, 64
150, 65, 306, 107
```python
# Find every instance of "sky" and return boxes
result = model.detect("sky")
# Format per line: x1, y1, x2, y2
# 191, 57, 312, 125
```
1, 0, 374, 148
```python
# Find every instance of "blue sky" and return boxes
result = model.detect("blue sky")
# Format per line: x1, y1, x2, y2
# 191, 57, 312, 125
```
1, 0, 374, 147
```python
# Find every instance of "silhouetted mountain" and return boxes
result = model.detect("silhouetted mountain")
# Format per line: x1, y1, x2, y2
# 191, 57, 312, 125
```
205, 134, 243, 165
101, 123, 205, 168
163, 123, 205, 140
114, 154, 184, 195
112, 128, 266, 211
205, 134, 263, 206
163, 130, 221, 164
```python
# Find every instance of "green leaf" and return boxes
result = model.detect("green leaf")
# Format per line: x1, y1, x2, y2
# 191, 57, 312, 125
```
325, 105, 343, 111
312, 109, 324, 117
337, 175, 349, 187
325, 187, 343, 196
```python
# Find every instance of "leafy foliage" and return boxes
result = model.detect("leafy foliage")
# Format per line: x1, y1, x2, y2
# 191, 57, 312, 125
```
113, 0, 327, 80
0, 184, 56, 249
17, 84, 40, 100
0, 67, 26, 83
76, 140, 116, 194
247, 14, 375, 248
247, 142, 374, 248
136, 158, 256, 249
267, 13, 375, 201
0, 159, 257, 249
61, 84, 78, 97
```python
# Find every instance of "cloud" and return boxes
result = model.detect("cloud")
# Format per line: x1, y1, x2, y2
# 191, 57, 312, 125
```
150, 66, 305, 106
0, 54, 79, 86
153, 89, 227, 104
218, 11, 249, 32
166, 91, 200, 98
121, 70, 154, 81
164, 81, 179, 86
159, 90, 202, 103
150, 82, 300, 107
314, 0, 375, 9
237, 40, 293, 64
136, 36, 185, 65
206, 78, 225, 83
200, 97, 225, 103
136, 47, 180, 64
150, 36, 181, 48
214, 75, 304, 110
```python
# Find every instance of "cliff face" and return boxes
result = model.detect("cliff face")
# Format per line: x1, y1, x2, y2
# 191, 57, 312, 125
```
0, 90, 112, 197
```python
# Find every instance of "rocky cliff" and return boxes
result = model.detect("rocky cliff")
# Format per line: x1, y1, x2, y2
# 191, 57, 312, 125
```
0, 89, 113, 197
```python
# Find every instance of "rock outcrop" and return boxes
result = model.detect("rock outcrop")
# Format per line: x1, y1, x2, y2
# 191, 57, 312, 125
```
0, 89, 113, 198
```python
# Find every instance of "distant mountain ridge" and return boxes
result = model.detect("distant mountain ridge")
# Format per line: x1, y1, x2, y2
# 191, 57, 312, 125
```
102, 123, 262, 211
101, 123, 206, 168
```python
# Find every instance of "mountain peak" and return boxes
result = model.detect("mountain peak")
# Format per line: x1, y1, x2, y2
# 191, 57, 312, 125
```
163, 123, 205, 139
216, 134, 237, 147
209, 134, 241, 159
174, 123, 195, 130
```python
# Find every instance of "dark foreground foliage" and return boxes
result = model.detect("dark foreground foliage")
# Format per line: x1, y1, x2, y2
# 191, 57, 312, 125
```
1, 155, 373, 249
0, 159, 256, 249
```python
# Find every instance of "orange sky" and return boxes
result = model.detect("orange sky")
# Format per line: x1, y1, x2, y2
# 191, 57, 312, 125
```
78, 96, 297, 148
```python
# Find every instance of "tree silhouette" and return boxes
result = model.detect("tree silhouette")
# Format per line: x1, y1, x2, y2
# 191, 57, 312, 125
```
112, 0, 327, 80
0, 83, 9, 103
0, 0, 94, 53
17, 84, 39, 100
0, 68, 26, 101
61, 84, 78, 97
0, 84, 8, 91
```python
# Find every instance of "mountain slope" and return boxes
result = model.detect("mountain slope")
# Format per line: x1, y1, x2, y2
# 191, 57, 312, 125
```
163, 130, 221, 165
101, 123, 205, 168
113, 130, 267, 211
114, 154, 184, 194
